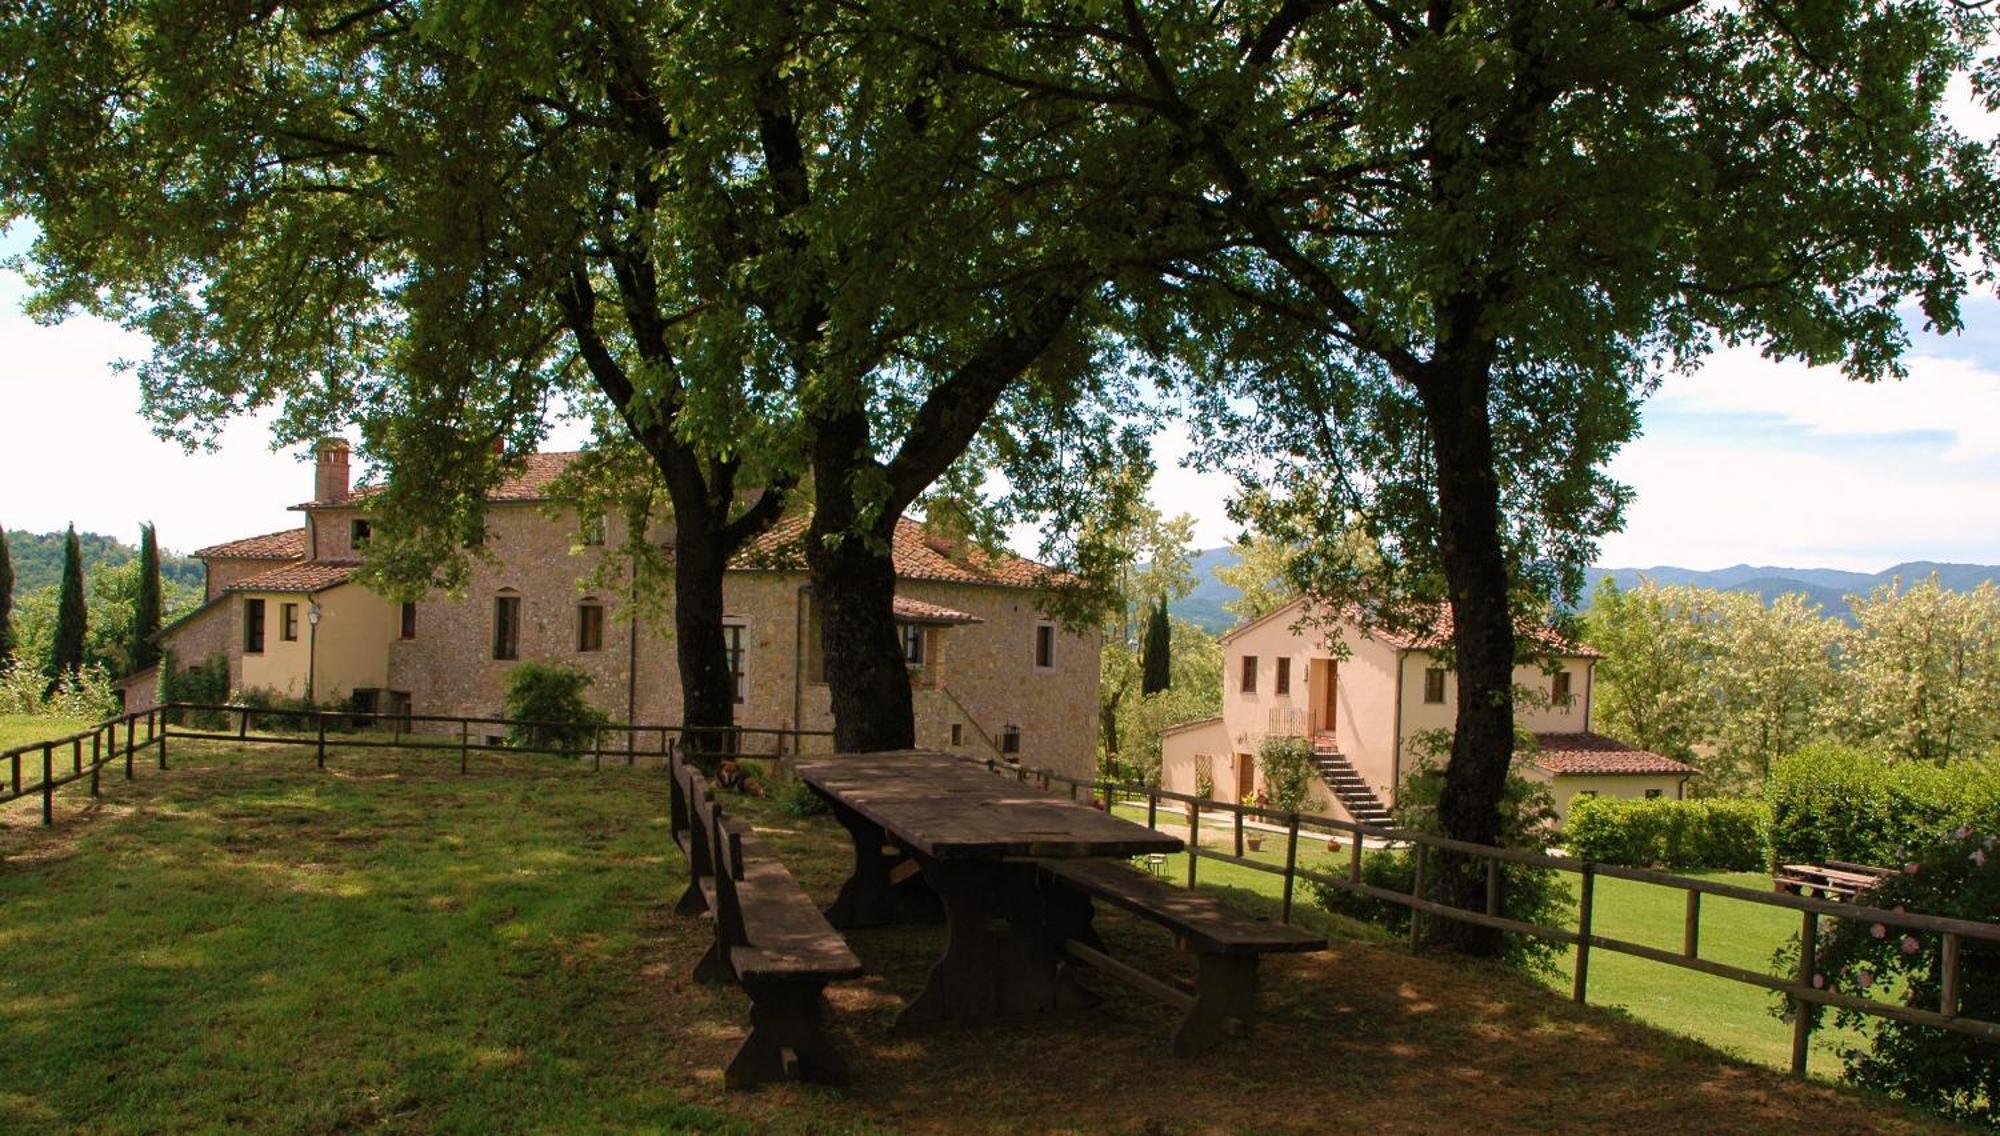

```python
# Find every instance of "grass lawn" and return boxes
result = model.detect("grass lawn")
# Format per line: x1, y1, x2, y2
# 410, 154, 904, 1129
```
0, 741, 1957, 1135
0, 713, 98, 754
1109, 799, 1871, 1073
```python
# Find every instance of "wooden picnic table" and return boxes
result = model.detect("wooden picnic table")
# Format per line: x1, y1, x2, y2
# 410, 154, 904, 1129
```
795, 750, 1184, 1026
1776, 861, 1891, 901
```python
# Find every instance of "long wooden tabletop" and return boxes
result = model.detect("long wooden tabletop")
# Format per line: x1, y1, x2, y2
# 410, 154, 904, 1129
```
794, 751, 1184, 862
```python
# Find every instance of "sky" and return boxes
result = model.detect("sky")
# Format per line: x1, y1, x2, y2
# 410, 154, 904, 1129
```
5, 227, 2000, 573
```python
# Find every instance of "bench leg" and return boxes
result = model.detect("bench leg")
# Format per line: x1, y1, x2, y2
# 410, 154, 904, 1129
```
693, 934, 736, 986
675, 879, 709, 917
1174, 953, 1258, 1058
726, 977, 847, 1090
823, 799, 939, 929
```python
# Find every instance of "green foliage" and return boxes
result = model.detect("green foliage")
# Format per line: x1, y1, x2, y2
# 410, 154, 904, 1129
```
771, 771, 830, 818
501, 663, 610, 759
1563, 796, 1769, 871
1096, 500, 1200, 773
1114, 620, 1223, 786
48, 525, 85, 687
0, 528, 202, 594
225, 687, 349, 734
1256, 734, 1320, 815
0, 525, 13, 668
130, 523, 162, 675
1316, 751, 1570, 976
1767, 743, 2000, 867
160, 652, 231, 729
1140, 596, 1171, 696
1797, 827, 2000, 1126
0, 658, 117, 721
1584, 579, 1719, 764
1835, 577, 2000, 764
1213, 534, 1300, 624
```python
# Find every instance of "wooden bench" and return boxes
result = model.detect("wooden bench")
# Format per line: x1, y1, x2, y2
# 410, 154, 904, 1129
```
1036, 858, 1327, 1057
670, 755, 862, 1089
1776, 861, 1891, 902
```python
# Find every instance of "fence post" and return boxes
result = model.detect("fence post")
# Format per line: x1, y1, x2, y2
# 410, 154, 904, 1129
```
1684, 891, 1701, 959
627, 726, 635, 767
1485, 857, 1501, 917
1187, 804, 1201, 888
125, 715, 135, 781
459, 719, 469, 775
1792, 909, 1818, 1077
238, 705, 249, 740
89, 732, 100, 797
1146, 788, 1157, 831
1942, 933, 1962, 1019
316, 712, 328, 769
1233, 806, 1245, 858
1409, 842, 1426, 951
1573, 863, 1596, 1004
1281, 813, 1301, 924
12, 749, 20, 798
157, 710, 168, 771
42, 744, 54, 825
592, 727, 602, 772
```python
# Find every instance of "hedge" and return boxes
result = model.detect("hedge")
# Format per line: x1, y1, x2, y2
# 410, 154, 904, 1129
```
1767, 743, 2000, 867
1563, 796, 1769, 870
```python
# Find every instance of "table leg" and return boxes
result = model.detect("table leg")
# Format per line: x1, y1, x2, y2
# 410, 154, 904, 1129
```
898, 859, 1097, 1027
822, 797, 939, 929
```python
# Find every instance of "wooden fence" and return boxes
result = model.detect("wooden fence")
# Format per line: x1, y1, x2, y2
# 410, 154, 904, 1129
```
0, 702, 831, 820
980, 756, 1998, 1079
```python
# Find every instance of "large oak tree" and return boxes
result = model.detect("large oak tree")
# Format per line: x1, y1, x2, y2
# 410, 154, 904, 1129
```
912, 0, 2000, 951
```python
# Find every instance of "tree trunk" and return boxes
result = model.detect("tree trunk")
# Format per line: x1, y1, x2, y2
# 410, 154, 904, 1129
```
806, 412, 916, 753
1419, 363, 1517, 958
673, 509, 738, 763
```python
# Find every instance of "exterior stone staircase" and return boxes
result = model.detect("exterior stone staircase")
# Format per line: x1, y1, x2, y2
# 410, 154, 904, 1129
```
1311, 735, 1394, 828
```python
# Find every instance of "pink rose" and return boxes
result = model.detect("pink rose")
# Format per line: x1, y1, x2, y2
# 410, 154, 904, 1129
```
1871, 923, 1887, 939
1812, 973, 1826, 989
1905, 862, 1921, 874
1857, 970, 1875, 989
1973, 849, 1988, 867
1955, 825, 1973, 841
1902, 936, 1921, 955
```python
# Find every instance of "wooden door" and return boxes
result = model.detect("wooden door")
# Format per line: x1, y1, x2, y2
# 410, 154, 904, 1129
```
1236, 753, 1255, 802
1310, 659, 1339, 737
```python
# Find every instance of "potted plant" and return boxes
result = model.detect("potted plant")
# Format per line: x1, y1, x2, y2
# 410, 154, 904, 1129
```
1245, 790, 1269, 852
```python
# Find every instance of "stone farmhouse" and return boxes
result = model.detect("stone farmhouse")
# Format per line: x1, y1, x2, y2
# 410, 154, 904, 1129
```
1159, 597, 1697, 823
128, 442, 1101, 777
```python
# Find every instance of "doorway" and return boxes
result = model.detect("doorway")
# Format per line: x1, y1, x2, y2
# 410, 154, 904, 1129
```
1310, 658, 1338, 737
1236, 753, 1255, 803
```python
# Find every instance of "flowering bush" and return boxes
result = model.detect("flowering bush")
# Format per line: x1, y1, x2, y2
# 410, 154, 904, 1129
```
1798, 826, 2000, 1127
0, 659, 118, 720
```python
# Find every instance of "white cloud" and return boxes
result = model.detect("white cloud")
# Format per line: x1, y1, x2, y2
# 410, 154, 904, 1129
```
1652, 346, 2000, 461
1599, 432, 2000, 570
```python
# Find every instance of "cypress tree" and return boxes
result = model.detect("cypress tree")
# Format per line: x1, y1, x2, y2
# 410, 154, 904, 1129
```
49, 524, 86, 690
0, 526, 14, 670
1141, 596, 1172, 696
131, 522, 162, 674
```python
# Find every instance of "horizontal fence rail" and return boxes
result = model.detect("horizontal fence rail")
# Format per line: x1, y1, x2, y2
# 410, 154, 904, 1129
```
971, 755, 1999, 1078
2, 702, 831, 811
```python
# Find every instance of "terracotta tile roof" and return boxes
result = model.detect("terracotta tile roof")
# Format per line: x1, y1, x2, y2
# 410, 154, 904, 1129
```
736, 515, 1058, 591
194, 528, 307, 561
299, 451, 583, 508
1532, 733, 1699, 777
892, 596, 984, 625
225, 560, 361, 594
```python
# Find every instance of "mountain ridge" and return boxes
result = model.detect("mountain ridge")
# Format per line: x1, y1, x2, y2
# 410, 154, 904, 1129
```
1167, 549, 2000, 633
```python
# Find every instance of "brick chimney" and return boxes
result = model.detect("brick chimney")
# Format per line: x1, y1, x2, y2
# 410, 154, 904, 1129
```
315, 440, 351, 502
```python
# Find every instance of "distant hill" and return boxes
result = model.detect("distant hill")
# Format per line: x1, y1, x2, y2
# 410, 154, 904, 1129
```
4, 529, 205, 595
1174, 547, 1244, 634
1168, 549, 2000, 632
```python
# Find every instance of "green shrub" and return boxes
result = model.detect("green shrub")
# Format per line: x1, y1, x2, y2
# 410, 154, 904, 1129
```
1314, 753, 1571, 977
501, 662, 609, 757
0, 659, 118, 720
160, 652, 231, 728
772, 770, 829, 817
1563, 796, 1769, 870
227, 687, 344, 734
1257, 734, 1320, 814
1768, 743, 2000, 866
1791, 825, 2000, 1126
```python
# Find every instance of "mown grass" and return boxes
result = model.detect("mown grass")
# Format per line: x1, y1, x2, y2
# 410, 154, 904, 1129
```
1109, 798, 1871, 1072
0, 741, 1959, 1135
0, 713, 96, 753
